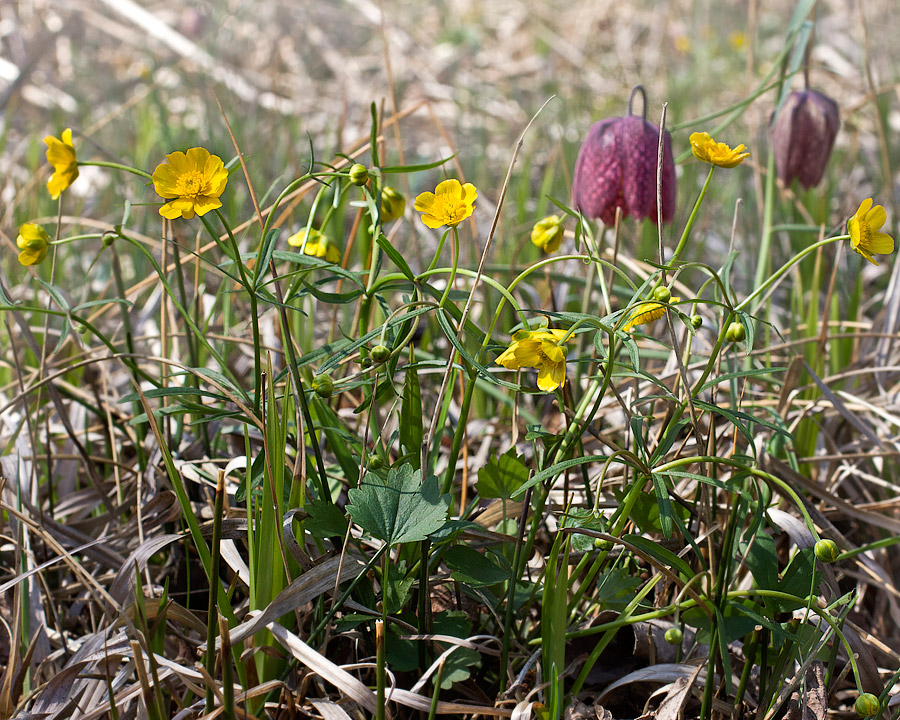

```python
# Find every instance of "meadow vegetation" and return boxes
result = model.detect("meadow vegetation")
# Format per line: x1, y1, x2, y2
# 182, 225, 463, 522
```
2, 1, 900, 719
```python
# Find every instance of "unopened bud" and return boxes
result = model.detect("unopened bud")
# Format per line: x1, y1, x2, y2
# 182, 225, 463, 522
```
725, 322, 745, 343
652, 286, 672, 303
371, 344, 391, 363
380, 186, 405, 223
312, 375, 334, 398
814, 539, 839, 564
349, 163, 369, 186
530, 215, 565, 253
855, 693, 881, 718
664, 627, 683, 645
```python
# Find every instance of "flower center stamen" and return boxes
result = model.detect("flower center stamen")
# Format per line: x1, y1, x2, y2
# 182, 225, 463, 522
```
178, 171, 204, 197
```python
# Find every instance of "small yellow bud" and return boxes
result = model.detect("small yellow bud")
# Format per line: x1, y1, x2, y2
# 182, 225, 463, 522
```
725, 322, 745, 343
380, 186, 405, 223
855, 693, 881, 718
530, 215, 564, 253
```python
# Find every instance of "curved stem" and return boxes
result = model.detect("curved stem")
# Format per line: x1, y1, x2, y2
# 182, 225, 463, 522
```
80, 160, 153, 181
738, 235, 845, 312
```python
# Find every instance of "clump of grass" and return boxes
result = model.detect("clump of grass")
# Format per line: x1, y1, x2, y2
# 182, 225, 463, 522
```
3, 2, 900, 720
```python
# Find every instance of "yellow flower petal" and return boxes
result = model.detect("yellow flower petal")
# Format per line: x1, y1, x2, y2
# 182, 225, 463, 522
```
16, 223, 51, 266
848, 198, 895, 266
689, 131, 751, 168
44, 129, 79, 199
414, 179, 477, 228
495, 328, 568, 392
153, 147, 228, 220
536, 359, 566, 392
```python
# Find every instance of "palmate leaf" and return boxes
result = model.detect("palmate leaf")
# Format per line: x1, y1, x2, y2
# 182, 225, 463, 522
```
347, 463, 449, 545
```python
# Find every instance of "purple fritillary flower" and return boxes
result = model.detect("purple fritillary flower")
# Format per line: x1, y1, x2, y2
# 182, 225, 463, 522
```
771, 89, 840, 190
573, 88, 676, 226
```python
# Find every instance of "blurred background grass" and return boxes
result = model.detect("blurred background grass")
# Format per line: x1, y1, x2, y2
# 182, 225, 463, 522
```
4, 0, 899, 279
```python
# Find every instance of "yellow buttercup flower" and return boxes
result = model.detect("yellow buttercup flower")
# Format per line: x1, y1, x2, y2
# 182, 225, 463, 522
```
624, 297, 681, 331
531, 215, 564, 253
848, 198, 894, 266
16, 223, 51, 266
287, 227, 341, 264
152, 147, 229, 220
414, 179, 477, 229
495, 328, 568, 392
689, 132, 751, 168
44, 128, 79, 199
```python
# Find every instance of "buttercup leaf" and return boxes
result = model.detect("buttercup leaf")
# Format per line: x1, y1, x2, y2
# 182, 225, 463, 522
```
347, 463, 450, 545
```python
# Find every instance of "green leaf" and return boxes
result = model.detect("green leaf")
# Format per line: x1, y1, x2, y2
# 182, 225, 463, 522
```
380, 154, 456, 173
384, 561, 414, 614
304, 496, 349, 539
743, 528, 778, 591
560, 508, 607, 554
444, 545, 510, 587
594, 567, 642, 612
347, 464, 449, 545
476, 449, 528, 500
620, 488, 690, 539
624, 534, 694, 580
438, 647, 481, 689
376, 233, 415, 280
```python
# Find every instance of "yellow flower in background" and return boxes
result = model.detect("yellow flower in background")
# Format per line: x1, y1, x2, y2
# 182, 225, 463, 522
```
848, 198, 894, 266
531, 215, 564, 253
152, 147, 228, 220
624, 298, 681, 331
380, 186, 406, 223
16, 223, 51, 266
495, 328, 568, 392
689, 132, 751, 168
729, 30, 746, 49
44, 128, 79, 199
414, 179, 477, 229
287, 227, 341, 264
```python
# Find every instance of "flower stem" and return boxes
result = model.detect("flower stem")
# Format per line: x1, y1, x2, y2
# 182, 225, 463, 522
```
80, 160, 153, 180
671, 166, 714, 264
737, 235, 845, 312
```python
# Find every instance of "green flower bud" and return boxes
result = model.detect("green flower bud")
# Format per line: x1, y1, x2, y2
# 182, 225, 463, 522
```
725, 322, 745, 343
380, 186, 406, 223
371, 344, 391, 363
312, 375, 334, 398
368, 455, 385, 471
593, 537, 612, 551
814, 539, 839, 563
349, 163, 369, 186
652, 285, 672, 303
855, 693, 881, 718
690, 315, 703, 329
664, 627, 683, 645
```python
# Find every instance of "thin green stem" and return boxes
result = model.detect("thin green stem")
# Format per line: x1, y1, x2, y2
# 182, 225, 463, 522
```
738, 235, 844, 312
671, 166, 715, 263
79, 160, 153, 180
